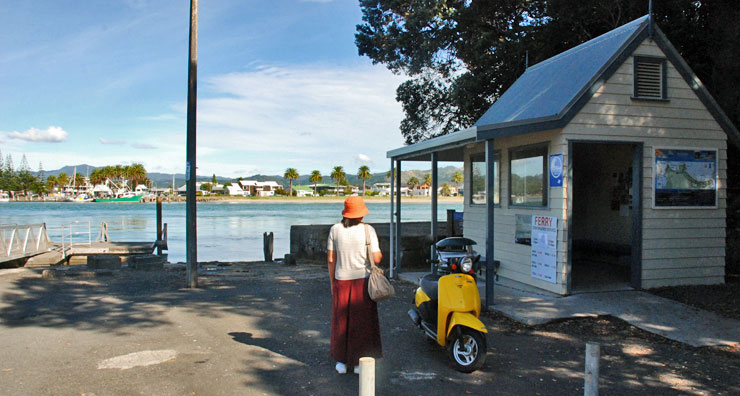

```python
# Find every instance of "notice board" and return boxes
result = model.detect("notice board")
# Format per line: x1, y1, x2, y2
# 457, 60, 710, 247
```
530, 215, 558, 283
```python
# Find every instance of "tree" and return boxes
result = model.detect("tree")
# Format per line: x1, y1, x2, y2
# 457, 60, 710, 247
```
451, 171, 463, 190
45, 175, 57, 192
330, 166, 346, 195
57, 172, 69, 188
407, 176, 419, 191
212, 174, 218, 184
200, 183, 212, 192
284, 168, 299, 197
356, 1, 740, 145
422, 173, 432, 186
441, 182, 452, 197
357, 165, 372, 195
309, 170, 323, 196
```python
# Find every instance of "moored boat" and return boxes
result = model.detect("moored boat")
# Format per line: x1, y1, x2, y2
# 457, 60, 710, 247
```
94, 192, 143, 202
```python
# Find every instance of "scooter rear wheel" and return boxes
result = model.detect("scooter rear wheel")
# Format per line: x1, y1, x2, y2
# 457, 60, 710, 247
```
448, 327, 486, 373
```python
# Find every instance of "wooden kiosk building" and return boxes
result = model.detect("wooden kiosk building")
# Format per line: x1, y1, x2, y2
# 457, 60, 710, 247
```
387, 15, 739, 298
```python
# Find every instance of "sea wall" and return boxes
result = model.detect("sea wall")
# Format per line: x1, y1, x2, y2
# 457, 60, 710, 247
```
290, 221, 462, 270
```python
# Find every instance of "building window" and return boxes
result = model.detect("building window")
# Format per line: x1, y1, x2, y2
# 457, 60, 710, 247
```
510, 145, 547, 207
470, 152, 499, 205
633, 56, 667, 100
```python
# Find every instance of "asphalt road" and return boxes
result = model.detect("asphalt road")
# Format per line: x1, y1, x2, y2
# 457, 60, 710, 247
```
0, 263, 737, 395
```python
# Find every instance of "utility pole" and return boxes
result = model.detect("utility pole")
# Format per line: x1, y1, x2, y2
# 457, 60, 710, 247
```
186, 0, 198, 288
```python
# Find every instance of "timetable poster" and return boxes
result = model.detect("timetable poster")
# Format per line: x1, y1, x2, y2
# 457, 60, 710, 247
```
531, 216, 558, 283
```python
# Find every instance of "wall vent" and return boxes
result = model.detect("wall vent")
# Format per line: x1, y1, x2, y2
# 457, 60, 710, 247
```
633, 57, 666, 100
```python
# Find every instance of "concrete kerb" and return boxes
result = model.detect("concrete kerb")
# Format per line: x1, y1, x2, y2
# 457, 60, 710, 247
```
396, 271, 740, 348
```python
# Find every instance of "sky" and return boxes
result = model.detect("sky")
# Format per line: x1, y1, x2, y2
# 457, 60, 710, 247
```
0, 0, 411, 179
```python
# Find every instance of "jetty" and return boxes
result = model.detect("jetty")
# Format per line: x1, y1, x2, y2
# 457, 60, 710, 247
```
1, 222, 166, 267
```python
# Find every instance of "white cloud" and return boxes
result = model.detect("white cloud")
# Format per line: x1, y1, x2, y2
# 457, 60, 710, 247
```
132, 142, 157, 149
8, 126, 68, 143
195, 63, 406, 175
99, 137, 126, 145
356, 154, 372, 163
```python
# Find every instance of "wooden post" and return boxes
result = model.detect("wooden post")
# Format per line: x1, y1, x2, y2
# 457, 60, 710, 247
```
485, 139, 495, 309
431, 152, 438, 272
185, 0, 199, 288
584, 342, 600, 396
359, 357, 375, 396
446, 209, 455, 237
156, 196, 163, 256
263, 232, 273, 262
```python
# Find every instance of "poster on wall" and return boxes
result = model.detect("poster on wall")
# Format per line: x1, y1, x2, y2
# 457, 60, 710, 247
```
530, 216, 558, 283
654, 149, 717, 207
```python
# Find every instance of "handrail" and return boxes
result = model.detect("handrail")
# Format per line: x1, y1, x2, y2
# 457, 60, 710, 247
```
59, 221, 93, 259
0, 223, 51, 261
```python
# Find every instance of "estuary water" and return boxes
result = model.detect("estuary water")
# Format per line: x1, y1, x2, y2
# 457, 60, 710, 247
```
1, 201, 462, 262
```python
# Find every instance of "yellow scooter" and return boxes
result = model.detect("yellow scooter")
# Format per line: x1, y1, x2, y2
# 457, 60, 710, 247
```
408, 237, 487, 372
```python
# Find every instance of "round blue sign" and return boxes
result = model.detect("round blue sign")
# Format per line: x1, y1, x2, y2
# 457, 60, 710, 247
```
550, 155, 563, 179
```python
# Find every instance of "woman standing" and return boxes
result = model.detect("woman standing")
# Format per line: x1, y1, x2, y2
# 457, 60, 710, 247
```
327, 196, 383, 374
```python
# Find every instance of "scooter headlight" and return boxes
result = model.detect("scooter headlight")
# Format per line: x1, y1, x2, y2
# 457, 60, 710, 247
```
461, 257, 473, 273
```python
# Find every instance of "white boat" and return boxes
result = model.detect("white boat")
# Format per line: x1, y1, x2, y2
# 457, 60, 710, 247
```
72, 193, 94, 203
0, 192, 9, 202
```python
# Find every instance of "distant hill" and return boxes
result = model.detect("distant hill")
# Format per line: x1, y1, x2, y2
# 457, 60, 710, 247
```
37, 164, 464, 188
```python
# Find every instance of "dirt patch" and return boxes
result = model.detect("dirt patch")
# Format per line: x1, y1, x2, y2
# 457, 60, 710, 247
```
648, 279, 740, 321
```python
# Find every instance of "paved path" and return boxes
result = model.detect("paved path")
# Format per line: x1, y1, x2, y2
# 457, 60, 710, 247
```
400, 272, 740, 348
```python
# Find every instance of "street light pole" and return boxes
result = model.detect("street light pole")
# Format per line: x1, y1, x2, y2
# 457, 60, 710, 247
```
186, 0, 198, 288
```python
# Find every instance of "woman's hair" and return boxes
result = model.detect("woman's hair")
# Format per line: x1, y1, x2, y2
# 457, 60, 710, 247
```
341, 217, 362, 228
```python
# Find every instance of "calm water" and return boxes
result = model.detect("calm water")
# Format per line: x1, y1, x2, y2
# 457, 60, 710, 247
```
1, 201, 462, 262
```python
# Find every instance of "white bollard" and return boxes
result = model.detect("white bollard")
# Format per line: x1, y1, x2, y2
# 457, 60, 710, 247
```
359, 357, 375, 396
584, 342, 600, 396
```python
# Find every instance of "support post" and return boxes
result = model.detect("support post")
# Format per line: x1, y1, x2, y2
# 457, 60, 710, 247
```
359, 357, 375, 396
156, 196, 163, 256
431, 152, 438, 271
395, 159, 402, 276
185, 0, 198, 288
485, 139, 495, 309
389, 159, 395, 279
584, 342, 600, 396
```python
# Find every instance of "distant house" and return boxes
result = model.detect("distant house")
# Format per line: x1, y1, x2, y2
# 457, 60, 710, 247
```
372, 182, 410, 196
293, 185, 315, 197
238, 180, 282, 197
387, 15, 740, 295
412, 184, 431, 197
226, 185, 246, 196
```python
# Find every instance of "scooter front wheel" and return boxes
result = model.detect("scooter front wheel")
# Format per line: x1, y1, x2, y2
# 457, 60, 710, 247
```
448, 327, 486, 373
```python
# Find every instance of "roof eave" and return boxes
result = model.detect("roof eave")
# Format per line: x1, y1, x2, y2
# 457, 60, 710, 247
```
386, 126, 478, 161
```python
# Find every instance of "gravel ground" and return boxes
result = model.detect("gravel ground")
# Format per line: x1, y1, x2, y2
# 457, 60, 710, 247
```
0, 262, 738, 395
648, 278, 740, 321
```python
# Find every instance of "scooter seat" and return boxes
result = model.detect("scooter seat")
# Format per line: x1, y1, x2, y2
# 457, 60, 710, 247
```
420, 273, 441, 301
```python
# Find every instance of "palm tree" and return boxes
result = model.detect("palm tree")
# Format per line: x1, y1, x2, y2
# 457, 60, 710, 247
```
451, 171, 463, 190
422, 173, 432, 186
309, 170, 322, 196
441, 182, 452, 196
330, 166, 345, 195
408, 176, 419, 191
357, 165, 371, 195
57, 173, 69, 188
284, 168, 299, 197
45, 175, 57, 192
74, 173, 85, 186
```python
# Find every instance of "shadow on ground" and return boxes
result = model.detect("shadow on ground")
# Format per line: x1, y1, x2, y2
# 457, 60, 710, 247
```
1, 264, 738, 395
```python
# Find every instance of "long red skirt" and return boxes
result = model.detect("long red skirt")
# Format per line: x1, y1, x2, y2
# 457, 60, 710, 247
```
330, 277, 382, 366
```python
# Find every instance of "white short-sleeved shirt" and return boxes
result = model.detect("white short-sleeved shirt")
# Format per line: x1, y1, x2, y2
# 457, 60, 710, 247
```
327, 223, 381, 280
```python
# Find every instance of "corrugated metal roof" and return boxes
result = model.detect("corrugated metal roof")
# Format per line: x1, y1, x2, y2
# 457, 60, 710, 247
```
475, 15, 649, 129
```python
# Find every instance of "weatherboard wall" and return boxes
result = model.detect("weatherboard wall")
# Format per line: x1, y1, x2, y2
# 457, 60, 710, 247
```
463, 129, 569, 295
561, 38, 727, 288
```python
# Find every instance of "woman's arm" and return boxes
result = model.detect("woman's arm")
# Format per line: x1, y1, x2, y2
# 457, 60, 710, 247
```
327, 249, 337, 295
372, 251, 382, 265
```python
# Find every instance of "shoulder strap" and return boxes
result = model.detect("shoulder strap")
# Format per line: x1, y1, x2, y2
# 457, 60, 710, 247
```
364, 223, 374, 268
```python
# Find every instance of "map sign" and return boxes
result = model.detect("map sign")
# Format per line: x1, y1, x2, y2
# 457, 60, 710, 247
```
530, 216, 558, 283
654, 149, 716, 207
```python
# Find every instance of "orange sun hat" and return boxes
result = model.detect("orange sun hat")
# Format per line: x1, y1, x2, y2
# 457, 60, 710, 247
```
342, 196, 370, 219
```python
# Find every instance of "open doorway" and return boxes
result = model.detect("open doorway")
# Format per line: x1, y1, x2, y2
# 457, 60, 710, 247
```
571, 142, 639, 292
